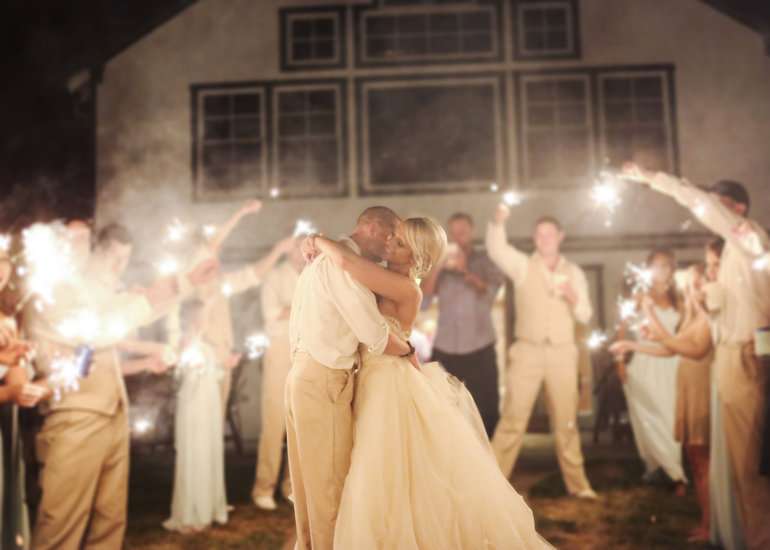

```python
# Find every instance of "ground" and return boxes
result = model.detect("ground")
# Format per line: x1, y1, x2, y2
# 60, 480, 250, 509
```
124, 434, 716, 550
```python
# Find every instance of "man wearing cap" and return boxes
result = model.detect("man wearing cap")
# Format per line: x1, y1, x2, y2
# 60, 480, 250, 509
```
622, 163, 770, 550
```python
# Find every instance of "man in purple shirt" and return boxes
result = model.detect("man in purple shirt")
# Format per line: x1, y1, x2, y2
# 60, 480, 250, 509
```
420, 213, 503, 437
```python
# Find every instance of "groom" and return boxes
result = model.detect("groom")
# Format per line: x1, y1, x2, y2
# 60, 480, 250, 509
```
286, 206, 415, 550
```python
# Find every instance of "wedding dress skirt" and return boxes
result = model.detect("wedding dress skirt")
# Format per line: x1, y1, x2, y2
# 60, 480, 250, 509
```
163, 343, 228, 532
334, 318, 553, 550
623, 305, 685, 482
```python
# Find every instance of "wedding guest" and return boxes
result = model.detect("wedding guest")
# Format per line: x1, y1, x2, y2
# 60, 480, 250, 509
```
486, 206, 596, 499
622, 164, 770, 550
25, 223, 218, 550
0, 243, 42, 550
612, 261, 714, 541
163, 299, 240, 533
184, 199, 294, 420
252, 238, 303, 510
614, 248, 686, 491
420, 212, 502, 436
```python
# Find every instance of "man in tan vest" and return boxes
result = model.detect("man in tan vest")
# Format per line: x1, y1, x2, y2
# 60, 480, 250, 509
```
486, 206, 597, 499
622, 163, 770, 550
286, 207, 415, 550
26, 224, 218, 550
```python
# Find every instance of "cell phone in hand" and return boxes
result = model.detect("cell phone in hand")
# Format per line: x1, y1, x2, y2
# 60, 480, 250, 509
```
74, 344, 94, 377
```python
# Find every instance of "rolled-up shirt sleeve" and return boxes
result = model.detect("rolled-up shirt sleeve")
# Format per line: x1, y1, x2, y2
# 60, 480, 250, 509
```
649, 172, 768, 256
485, 223, 528, 287
322, 262, 390, 356
223, 264, 261, 295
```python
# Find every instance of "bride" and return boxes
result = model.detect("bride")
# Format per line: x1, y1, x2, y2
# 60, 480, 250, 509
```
305, 217, 553, 550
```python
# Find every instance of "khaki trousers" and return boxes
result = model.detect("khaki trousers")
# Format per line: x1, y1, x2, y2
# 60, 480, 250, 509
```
285, 352, 354, 550
252, 335, 292, 499
715, 343, 770, 550
32, 408, 129, 550
491, 340, 591, 494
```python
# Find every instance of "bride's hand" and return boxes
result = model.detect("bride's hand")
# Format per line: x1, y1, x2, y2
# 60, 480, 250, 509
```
300, 233, 323, 264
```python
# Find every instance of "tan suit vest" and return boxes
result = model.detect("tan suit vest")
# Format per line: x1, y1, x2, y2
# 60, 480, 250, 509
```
514, 256, 576, 346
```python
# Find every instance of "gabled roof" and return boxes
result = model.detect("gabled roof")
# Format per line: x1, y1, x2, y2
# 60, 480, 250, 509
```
700, 0, 770, 54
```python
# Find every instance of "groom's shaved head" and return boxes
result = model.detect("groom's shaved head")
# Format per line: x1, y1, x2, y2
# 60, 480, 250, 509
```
357, 206, 401, 232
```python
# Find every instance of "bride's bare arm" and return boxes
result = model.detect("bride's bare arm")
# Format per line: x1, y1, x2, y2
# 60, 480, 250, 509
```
313, 236, 420, 306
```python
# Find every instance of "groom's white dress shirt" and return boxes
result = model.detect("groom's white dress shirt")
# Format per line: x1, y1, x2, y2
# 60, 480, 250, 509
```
289, 237, 390, 370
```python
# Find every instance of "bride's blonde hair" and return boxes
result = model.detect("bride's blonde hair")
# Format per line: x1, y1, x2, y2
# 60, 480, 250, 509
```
402, 217, 447, 280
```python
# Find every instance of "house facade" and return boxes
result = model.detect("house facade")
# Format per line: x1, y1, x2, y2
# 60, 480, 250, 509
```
92, 0, 770, 442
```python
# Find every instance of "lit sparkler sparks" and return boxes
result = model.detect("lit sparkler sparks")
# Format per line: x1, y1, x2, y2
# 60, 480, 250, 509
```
269, 187, 280, 199
202, 224, 217, 240
245, 333, 270, 360
489, 182, 499, 192
133, 418, 153, 435
587, 330, 608, 350
502, 191, 522, 207
48, 354, 82, 401
221, 282, 233, 297
618, 297, 638, 322
623, 262, 654, 295
293, 220, 318, 239
177, 345, 207, 377
166, 218, 187, 242
753, 254, 769, 272
0, 234, 11, 252
155, 257, 180, 276
21, 223, 76, 304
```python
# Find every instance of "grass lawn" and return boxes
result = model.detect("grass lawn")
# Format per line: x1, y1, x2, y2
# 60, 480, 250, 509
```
125, 447, 716, 549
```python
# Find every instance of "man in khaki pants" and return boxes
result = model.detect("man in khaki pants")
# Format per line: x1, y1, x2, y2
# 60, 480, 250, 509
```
623, 164, 770, 550
486, 207, 597, 499
26, 224, 218, 550
252, 240, 304, 510
286, 207, 413, 550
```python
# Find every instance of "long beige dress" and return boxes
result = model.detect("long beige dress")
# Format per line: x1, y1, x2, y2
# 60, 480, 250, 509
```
334, 317, 554, 550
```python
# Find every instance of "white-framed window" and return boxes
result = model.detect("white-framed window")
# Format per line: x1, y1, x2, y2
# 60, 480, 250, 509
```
520, 74, 593, 186
598, 71, 674, 172
359, 75, 505, 194
195, 87, 267, 200
360, 5, 500, 63
514, 1, 577, 58
283, 10, 343, 68
272, 83, 346, 196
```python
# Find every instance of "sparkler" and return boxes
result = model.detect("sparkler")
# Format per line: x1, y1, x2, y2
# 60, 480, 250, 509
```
586, 330, 608, 350
269, 187, 280, 199
48, 354, 82, 402
0, 234, 11, 252
177, 345, 208, 377
155, 257, 180, 276
618, 297, 639, 322
221, 282, 233, 297
502, 191, 522, 207
20, 223, 76, 304
489, 182, 499, 192
245, 333, 270, 360
293, 220, 318, 239
753, 254, 769, 272
202, 224, 217, 241
166, 219, 187, 242
133, 418, 153, 435
623, 262, 654, 295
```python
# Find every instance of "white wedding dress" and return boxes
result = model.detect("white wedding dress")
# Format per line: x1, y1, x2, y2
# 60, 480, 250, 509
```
163, 341, 228, 532
334, 317, 553, 550
623, 305, 686, 483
